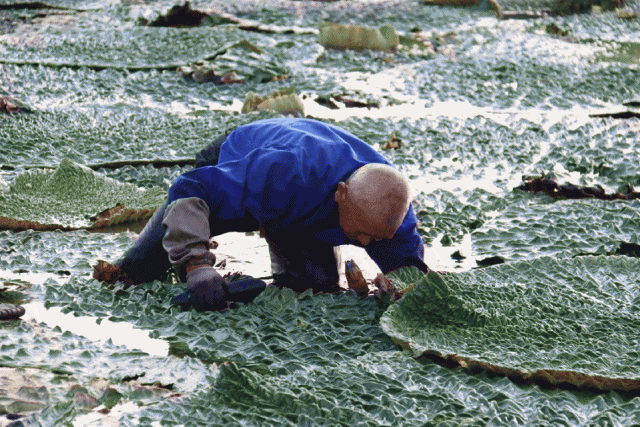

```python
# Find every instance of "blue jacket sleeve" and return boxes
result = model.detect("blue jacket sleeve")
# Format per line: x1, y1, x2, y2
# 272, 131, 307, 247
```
364, 204, 429, 274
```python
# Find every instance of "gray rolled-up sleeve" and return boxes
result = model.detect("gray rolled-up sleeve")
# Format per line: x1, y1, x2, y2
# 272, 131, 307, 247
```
162, 197, 216, 271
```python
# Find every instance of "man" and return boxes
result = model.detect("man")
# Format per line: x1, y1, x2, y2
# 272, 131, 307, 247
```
115, 117, 430, 311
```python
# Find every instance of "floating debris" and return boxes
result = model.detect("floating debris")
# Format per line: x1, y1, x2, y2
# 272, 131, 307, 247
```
623, 96, 640, 108
500, 10, 554, 19
140, 2, 221, 27
517, 174, 640, 200
178, 64, 246, 85
590, 110, 640, 119
93, 260, 137, 288
0, 303, 25, 320
616, 8, 638, 19
241, 88, 304, 116
0, 95, 32, 114
314, 94, 380, 110
381, 132, 403, 150
318, 23, 399, 52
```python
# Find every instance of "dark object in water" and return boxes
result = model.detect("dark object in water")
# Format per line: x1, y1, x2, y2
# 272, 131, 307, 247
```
178, 65, 246, 85
0, 96, 32, 114
590, 111, 640, 120
517, 175, 640, 201
0, 304, 25, 320
144, 2, 209, 27
476, 255, 505, 267
554, 0, 623, 15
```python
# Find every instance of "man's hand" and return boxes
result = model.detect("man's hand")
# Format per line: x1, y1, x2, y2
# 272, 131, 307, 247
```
171, 266, 228, 312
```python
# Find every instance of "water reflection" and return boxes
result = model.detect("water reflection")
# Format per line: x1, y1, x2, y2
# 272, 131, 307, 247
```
1, 269, 168, 356
21, 301, 169, 357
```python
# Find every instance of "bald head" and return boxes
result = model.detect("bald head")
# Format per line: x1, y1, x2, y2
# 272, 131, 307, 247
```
335, 163, 412, 246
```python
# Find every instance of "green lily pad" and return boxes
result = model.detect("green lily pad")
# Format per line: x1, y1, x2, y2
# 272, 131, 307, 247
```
0, 106, 280, 168
43, 278, 396, 375
0, 159, 165, 230
382, 256, 640, 393
0, 319, 214, 394
0, 229, 133, 276
0, 19, 246, 69
127, 351, 640, 427
472, 191, 640, 262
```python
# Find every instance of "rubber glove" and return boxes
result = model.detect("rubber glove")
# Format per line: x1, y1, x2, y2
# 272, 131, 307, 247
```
171, 266, 228, 312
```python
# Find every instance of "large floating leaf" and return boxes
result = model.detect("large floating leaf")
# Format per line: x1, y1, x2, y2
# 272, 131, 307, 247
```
0, 107, 271, 168
382, 256, 640, 393
129, 351, 640, 427
472, 191, 640, 262
0, 318, 213, 421
43, 278, 395, 375
0, 159, 165, 230
0, 229, 132, 276
0, 22, 245, 69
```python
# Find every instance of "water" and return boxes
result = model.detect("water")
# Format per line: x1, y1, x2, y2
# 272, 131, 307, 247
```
1, 270, 169, 356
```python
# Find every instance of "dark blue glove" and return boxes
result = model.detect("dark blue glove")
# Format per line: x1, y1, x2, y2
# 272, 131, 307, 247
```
171, 266, 228, 312
225, 277, 267, 303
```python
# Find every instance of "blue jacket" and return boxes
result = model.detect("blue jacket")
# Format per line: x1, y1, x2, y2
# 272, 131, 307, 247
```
167, 118, 428, 274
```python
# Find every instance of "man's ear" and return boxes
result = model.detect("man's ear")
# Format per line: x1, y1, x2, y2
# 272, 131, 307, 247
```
335, 182, 347, 204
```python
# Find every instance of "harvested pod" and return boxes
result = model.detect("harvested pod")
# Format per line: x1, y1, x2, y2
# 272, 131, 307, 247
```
318, 23, 399, 52
345, 259, 368, 294
241, 89, 304, 116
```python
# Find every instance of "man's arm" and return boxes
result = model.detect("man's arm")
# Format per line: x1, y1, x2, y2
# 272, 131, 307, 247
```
162, 197, 228, 312
162, 197, 216, 279
364, 205, 430, 274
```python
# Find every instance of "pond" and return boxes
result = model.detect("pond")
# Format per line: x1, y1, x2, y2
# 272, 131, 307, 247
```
1, 0, 640, 425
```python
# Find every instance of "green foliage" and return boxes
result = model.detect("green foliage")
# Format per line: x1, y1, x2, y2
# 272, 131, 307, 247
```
0, 319, 215, 413
0, 229, 132, 276
42, 279, 396, 374
130, 351, 640, 426
473, 191, 640, 262
2, 0, 640, 424
0, 24, 244, 69
0, 107, 273, 168
0, 159, 165, 228
382, 256, 640, 378
387, 266, 424, 293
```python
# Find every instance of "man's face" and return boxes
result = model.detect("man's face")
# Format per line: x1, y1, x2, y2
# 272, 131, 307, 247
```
335, 183, 400, 246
